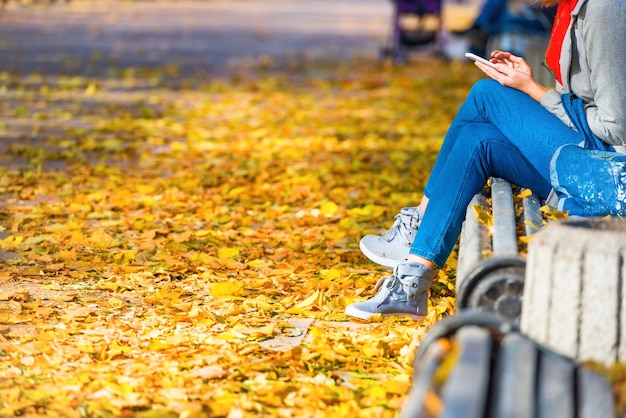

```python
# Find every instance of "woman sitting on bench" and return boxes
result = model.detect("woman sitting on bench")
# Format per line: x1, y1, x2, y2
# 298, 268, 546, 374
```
346, 0, 626, 321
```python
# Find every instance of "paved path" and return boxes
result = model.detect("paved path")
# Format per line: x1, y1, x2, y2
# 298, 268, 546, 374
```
0, 0, 395, 77
0, 0, 478, 77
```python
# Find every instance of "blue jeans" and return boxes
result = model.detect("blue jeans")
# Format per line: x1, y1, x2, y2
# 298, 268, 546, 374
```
409, 80, 585, 268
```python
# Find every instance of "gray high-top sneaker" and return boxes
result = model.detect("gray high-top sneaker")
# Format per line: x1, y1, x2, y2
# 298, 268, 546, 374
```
345, 261, 437, 321
359, 207, 421, 269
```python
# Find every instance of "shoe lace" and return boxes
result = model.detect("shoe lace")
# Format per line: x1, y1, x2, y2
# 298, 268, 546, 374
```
374, 275, 393, 292
381, 214, 415, 246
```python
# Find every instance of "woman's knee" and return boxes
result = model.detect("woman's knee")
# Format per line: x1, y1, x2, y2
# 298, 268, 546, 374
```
468, 79, 502, 102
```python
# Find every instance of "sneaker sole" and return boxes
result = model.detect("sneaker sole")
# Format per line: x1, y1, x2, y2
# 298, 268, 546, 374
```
359, 239, 399, 269
345, 304, 425, 321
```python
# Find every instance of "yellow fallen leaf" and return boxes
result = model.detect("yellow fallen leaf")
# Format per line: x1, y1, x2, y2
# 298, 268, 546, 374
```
218, 247, 240, 259
367, 384, 387, 399
323, 229, 345, 240
210, 281, 243, 298
108, 297, 124, 308
0, 235, 24, 249
194, 230, 216, 238
247, 259, 270, 269
523, 219, 542, 232
319, 268, 341, 280
89, 230, 121, 249
147, 339, 172, 351
320, 201, 339, 216
84, 82, 98, 96
227, 186, 246, 197
112, 249, 138, 264
423, 390, 444, 416
293, 289, 320, 309
384, 377, 410, 395
339, 217, 358, 230
472, 204, 493, 229
171, 141, 187, 151
136, 184, 156, 194
57, 250, 77, 261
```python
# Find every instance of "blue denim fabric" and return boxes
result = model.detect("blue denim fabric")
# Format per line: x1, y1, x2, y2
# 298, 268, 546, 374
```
409, 79, 586, 268
550, 93, 622, 216
551, 146, 626, 216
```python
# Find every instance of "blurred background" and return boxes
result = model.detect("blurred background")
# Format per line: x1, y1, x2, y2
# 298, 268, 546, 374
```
0, 0, 485, 78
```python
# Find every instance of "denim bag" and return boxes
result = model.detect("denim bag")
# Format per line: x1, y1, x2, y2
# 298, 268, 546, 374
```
550, 93, 626, 217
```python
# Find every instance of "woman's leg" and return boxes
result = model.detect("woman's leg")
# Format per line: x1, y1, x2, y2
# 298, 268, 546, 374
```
453, 79, 582, 172
411, 122, 556, 268
346, 130, 547, 320
346, 80, 588, 319
412, 80, 590, 268
360, 80, 582, 270
425, 79, 582, 201
347, 80, 585, 320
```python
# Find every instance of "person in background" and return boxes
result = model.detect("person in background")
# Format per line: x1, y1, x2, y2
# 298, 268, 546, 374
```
454, 0, 557, 56
347, 0, 626, 321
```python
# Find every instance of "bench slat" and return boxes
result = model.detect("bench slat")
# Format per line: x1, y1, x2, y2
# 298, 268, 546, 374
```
491, 333, 537, 418
441, 327, 492, 418
457, 193, 490, 285
491, 179, 518, 257
522, 191, 543, 236
577, 368, 616, 418
536, 350, 575, 418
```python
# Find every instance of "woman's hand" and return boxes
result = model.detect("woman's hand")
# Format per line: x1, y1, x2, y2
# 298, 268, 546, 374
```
474, 50, 548, 102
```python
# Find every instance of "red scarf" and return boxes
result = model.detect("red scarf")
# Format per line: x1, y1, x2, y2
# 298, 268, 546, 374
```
543, 0, 578, 84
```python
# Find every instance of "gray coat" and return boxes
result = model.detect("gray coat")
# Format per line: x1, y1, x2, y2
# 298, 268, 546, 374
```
540, 0, 626, 147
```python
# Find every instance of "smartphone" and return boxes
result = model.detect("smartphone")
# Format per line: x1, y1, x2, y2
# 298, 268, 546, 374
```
465, 52, 497, 68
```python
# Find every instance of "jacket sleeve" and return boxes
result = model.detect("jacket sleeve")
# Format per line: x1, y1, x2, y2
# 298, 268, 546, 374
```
578, 0, 626, 146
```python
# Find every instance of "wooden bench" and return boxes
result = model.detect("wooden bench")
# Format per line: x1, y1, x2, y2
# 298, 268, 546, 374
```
400, 311, 616, 418
402, 181, 624, 416
455, 178, 544, 325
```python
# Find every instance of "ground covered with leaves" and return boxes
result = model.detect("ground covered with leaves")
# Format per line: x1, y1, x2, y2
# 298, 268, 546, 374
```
0, 57, 484, 417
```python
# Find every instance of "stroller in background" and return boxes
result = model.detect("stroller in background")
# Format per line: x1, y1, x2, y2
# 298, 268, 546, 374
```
380, 0, 444, 64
